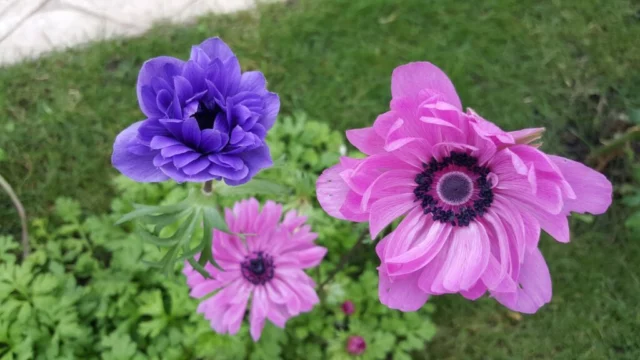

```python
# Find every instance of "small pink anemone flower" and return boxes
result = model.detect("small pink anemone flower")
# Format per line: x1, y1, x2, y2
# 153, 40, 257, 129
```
316, 62, 612, 313
183, 198, 327, 341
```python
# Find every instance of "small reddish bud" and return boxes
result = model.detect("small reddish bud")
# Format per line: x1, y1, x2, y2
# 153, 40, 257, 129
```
346, 335, 366, 356
341, 300, 355, 315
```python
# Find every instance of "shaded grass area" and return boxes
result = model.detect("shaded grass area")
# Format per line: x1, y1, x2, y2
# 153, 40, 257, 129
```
1, 0, 639, 358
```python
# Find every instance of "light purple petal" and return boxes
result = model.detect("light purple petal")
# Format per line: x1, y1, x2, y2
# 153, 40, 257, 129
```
137, 56, 185, 118
112, 121, 168, 182
260, 93, 280, 131
239, 71, 266, 93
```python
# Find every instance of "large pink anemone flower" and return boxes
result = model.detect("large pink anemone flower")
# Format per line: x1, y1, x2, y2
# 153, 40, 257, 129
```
183, 199, 327, 340
316, 62, 612, 313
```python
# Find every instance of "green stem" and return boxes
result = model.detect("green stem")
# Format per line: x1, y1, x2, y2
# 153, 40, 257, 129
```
202, 180, 213, 196
588, 126, 640, 164
0, 174, 29, 258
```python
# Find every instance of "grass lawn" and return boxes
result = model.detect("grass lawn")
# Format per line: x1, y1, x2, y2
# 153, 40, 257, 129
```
1, 0, 639, 358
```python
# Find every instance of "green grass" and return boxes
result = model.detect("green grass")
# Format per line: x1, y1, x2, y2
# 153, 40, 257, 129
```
1, 0, 639, 358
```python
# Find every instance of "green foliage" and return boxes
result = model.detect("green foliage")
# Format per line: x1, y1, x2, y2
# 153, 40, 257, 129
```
620, 164, 640, 231
0, 117, 436, 359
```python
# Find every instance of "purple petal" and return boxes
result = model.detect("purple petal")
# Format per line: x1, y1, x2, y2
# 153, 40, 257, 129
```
190, 46, 211, 68
173, 152, 200, 168
193, 37, 235, 62
181, 118, 201, 149
210, 154, 244, 170
153, 153, 172, 167
260, 92, 280, 130
112, 121, 168, 182
151, 77, 171, 94
137, 56, 185, 117
251, 123, 267, 139
182, 60, 206, 93
173, 76, 194, 105
139, 86, 163, 118
225, 145, 273, 185
156, 89, 173, 114
161, 144, 191, 157
150, 136, 182, 150
213, 112, 230, 134
230, 126, 245, 145
205, 79, 225, 107
127, 143, 154, 156
200, 129, 224, 153
233, 105, 253, 127
209, 164, 249, 181
167, 92, 183, 119
159, 119, 184, 140
161, 163, 214, 183
182, 157, 210, 175
239, 71, 266, 93
137, 119, 171, 144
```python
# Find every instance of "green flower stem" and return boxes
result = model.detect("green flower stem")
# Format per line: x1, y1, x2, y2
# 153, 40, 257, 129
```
202, 180, 213, 196
0, 173, 29, 258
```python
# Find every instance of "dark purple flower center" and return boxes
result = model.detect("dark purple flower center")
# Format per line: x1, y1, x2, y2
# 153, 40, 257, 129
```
414, 152, 493, 227
191, 101, 221, 130
437, 172, 472, 205
241, 252, 275, 285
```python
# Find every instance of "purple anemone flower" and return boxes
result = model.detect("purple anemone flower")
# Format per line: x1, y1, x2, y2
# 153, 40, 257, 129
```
112, 37, 280, 184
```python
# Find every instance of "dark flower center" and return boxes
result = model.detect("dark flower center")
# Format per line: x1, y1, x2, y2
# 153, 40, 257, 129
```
414, 152, 494, 227
437, 172, 472, 204
241, 252, 275, 285
191, 101, 221, 130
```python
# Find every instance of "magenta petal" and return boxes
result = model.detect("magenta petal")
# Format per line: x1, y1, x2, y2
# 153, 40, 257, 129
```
346, 127, 385, 155
378, 270, 429, 312
391, 62, 462, 110
250, 287, 268, 341
112, 121, 168, 182
369, 193, 416, 239
385, 214, 451, 277
434, 222, 490, 292
494, 247, 552, 314
549, 155, 612, 215
460, 281, 487, 300
316, 163, 352, 220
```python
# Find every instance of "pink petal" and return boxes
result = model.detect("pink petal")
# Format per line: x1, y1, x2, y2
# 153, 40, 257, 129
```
378, 269, 429, 312
373, 111, 399, 139
316, 163, 351, 220
460, 281, 487, 300
432, 222, 490, 292
250, 287, 268, 341
190, 280, 223, 298
385, 217, 451, 277
360, 170, 417, 212
493, 247, 552, 314
346, 127, 385, 155
391, 62, 462, 110
369, 193, 417, 239
480, 212, 510, 290
549, 155, 612, 215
